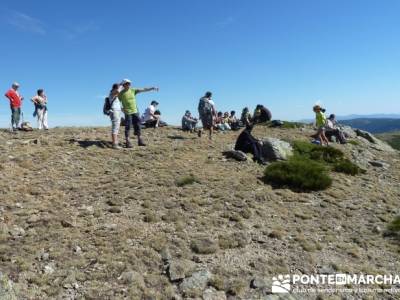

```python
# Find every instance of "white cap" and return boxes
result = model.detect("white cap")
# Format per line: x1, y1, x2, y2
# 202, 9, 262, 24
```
121, 79, 132, 85
12, 82, 20, 87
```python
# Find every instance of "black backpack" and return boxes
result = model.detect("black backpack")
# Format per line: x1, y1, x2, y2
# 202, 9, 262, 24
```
103, 97, 114, 116
198, 97, 213, 116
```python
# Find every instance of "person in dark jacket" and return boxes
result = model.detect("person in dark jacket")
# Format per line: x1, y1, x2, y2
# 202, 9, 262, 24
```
253, 104, 272, 124
235, 123, 266, 164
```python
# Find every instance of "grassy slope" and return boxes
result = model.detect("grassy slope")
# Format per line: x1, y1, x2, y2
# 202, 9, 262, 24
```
376, 131, 400, 150
0, 126, 399, 298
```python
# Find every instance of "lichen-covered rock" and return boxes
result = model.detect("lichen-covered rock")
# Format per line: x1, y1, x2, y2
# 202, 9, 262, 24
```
180, 270, 212, 297
262, 138, 293, 161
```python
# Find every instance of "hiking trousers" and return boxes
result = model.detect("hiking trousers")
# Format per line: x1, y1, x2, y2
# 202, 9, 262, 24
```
124, 113, 141, 140
37, 108, 48, 130
11, 107, 21, 128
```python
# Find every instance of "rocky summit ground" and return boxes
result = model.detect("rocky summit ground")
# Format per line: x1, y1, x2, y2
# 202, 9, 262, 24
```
0, 125, 399, 300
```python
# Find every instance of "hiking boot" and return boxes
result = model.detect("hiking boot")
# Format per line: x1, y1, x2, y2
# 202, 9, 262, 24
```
126, 140, 133, 148
198, 130, 202, 138
113, 143, 121, 149
138, 138, 146, 147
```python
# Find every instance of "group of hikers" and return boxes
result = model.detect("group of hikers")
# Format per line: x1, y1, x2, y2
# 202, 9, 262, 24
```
313, 105, 347, 146
4, 82, 48, 131
4, 79, 348, 164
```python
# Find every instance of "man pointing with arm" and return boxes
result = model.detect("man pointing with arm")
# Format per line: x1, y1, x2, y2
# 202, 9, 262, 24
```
118, 79, 158, 148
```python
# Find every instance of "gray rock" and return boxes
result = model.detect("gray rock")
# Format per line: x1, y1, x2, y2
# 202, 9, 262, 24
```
339, 125, 357, 138
317, 265, 335, 274
118, 270, 144, 286
355, 129, 395, 152
250, 277, 267, 289
261, 138, 293, 161
223, 150, 248, 161
203, 287, 227, 300
167, 259, 196, 281
369, 160, 389, 168
180, 269, 212, 296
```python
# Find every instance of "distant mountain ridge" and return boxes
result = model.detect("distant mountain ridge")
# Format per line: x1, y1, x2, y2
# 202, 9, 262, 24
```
336, 114, 400, 120
339, 118, 400, 134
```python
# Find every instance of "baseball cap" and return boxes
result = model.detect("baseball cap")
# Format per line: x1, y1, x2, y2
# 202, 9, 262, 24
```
121, 79, 132, 85
12, 82, 20, 87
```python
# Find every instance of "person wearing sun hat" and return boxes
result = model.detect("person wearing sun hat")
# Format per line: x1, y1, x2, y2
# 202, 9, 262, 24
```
118, 79, 158, 148
4, 82, 24, 131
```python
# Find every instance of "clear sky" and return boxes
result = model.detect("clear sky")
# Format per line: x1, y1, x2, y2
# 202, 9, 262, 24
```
1, 0, 399, 127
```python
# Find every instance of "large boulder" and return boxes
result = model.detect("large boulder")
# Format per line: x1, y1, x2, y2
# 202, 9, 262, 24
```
339, 125, 357, 138
355, 129, 395, 153
180, 269, 212, 297
261, 138, 293, 161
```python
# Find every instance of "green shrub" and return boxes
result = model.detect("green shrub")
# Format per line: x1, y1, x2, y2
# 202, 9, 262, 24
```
263, 158, 332, 191
333, 159, 364, 175
176, 175, 199, 187
347, 140, 360, 146
293, 141, 344, 163
387, 216, 400, 233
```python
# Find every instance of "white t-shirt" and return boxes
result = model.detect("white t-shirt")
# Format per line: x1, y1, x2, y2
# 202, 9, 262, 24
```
109, 92, 121, 112
142, 104, 156, 121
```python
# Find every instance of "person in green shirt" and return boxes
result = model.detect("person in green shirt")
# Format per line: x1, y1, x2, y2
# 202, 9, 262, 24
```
313, 105, 329, 146
118, 79, 158, 148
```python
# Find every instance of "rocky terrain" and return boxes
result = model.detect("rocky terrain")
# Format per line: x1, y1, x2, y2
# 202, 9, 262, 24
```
0, 125, 399, 299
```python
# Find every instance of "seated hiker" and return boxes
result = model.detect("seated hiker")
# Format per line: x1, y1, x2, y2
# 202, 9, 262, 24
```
142, 100, 161, 128
234, 123, 266, 164
182, 110, 198, 132
216, 111, 231, 131
228, 110, 240, 130
240, 107, 252, 127
325, 114, 346, 144
253, 104, 272, 124
153, 110, 167, 127
313, 105, 329, 146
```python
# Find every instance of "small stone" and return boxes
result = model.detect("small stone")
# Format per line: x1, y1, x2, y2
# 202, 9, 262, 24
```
108, 207, 122, 213
44, 264, 55, 274
61, 219, 76, 228
118, 270, 144, 286
160, 247, 172, 262
180, 269, 212, 296
168, 259, 196, 281
250, 277, 266, 289
9, 225, 25, 238
373, 225, 382, 234
73, 245, 82, 255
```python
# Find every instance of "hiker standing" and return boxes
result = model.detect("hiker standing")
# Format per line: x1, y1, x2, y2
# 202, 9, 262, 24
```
4, 82, 23, 131
118, 79, 158, 148
31, 89, 48, 130
198, 91, 216, 140
106, 83, 122, 149
313, 105, 329, 146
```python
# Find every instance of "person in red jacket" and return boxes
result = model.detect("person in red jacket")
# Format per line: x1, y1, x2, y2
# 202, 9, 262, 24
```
4, 82, 23, 130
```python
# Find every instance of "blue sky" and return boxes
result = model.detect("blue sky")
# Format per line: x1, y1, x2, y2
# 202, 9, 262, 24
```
1, 0, 399, 127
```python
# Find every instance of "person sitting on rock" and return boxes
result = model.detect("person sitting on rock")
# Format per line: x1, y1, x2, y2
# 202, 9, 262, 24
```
216, 111, 231, 131
253, 104, 272, 124
182, 110, 198, 132
142, 100, 161, 128
235, 123, 266, 164
325, 114, 346, 144
240, 107, 252, 127
313, 105, 329, 146
228, 110, 240, 131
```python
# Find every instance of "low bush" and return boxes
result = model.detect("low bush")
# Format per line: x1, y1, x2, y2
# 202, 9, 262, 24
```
333, 159, 364, 175
263, 158, 332, 191
176, 175, 199, 187
387, 216, 400, 233
293, 141, 344, 163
